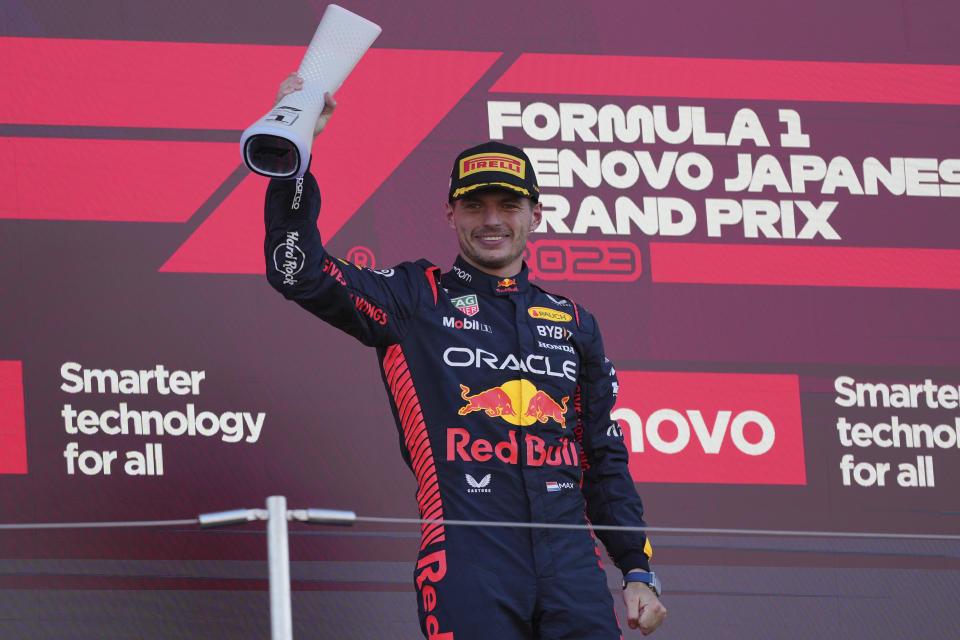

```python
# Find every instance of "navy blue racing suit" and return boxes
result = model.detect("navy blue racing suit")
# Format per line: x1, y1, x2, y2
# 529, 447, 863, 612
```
264, 172, 652, 640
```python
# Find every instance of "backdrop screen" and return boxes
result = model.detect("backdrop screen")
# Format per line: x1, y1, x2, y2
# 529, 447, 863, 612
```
2, 1, 959, 638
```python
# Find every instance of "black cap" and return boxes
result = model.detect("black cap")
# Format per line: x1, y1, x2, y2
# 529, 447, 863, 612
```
448, 141, 540, 202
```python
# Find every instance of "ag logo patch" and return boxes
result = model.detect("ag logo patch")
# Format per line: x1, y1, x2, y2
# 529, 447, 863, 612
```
452, 294, 480, 317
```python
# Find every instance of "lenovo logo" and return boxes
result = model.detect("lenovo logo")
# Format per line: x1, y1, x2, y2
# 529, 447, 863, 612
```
613, 371, 805, 485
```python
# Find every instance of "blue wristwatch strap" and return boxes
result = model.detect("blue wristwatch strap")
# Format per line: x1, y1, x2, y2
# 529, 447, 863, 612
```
622, 571, 662, 597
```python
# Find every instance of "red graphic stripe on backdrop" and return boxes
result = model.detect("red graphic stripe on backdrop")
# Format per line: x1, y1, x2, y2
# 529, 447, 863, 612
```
1, 37, 499, 133
490, 54, 960, 105
650, 243, 960, 289
1, 37, 306, 129
161, 48, 500, 273
0, 138, 236, 222
0, 361, 27, 474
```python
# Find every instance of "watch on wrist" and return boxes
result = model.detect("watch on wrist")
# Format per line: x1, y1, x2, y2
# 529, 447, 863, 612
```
621, 570, 662, 597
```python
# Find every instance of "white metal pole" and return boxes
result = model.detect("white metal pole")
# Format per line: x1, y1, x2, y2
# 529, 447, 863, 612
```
267, 495, 293, 640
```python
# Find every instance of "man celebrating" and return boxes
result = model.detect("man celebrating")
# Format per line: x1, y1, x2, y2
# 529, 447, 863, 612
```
264, 74, 666, 639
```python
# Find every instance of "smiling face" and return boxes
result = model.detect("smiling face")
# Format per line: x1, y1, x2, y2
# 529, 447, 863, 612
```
445, 189, 542, 277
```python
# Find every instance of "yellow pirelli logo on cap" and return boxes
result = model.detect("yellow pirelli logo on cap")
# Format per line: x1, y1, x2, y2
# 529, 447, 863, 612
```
460, 153, 525, 179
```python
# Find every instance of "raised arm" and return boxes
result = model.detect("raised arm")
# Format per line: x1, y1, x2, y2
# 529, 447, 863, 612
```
263, 75, 429, 347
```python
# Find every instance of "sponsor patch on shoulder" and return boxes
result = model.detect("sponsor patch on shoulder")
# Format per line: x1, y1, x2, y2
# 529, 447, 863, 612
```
528, 307, 572, 323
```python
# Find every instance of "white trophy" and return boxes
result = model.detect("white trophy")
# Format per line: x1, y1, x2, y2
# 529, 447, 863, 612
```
241, 4, 382, 179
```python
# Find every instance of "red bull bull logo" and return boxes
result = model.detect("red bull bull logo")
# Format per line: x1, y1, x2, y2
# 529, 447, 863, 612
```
459, 384, 516, 418
525, 390, 569, 429
458, 379, 568, 429
495, 277, 519, 293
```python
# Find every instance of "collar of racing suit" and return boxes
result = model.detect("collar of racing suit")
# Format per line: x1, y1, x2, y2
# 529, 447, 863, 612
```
448, 255, 530, 296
